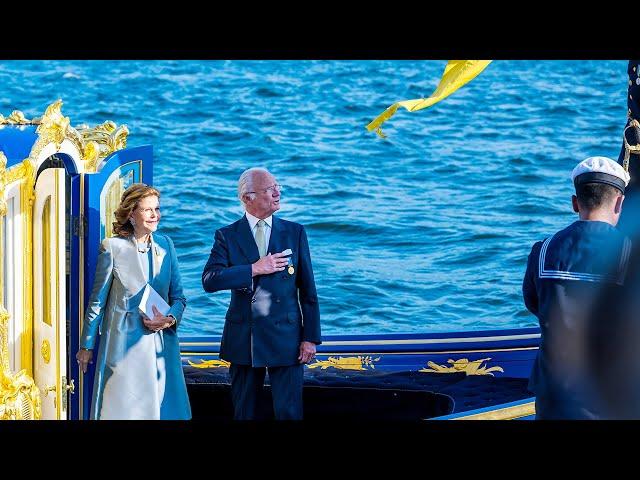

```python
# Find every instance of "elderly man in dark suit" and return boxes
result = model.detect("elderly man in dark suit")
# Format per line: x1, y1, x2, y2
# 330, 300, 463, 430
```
202, 167, 321, 420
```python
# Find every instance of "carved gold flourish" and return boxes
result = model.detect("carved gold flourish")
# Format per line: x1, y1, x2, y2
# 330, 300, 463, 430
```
27, 100, 129, 173
307, 355, 381, 371
0, 307, 41, 420
419, 358, 504, 376
40, 340, 51, 364
0, 110, 40, 126
31, 100, 72, 156
5, 158, 32, 186
76, 121, 129, 172
187, 359, 231, 369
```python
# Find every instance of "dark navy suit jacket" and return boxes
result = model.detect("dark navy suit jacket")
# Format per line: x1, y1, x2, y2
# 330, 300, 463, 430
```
202, 215, 321, 367
523, 220, 631, 419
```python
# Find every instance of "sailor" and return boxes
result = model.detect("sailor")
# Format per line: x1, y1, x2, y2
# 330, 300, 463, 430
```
523, 156, 631, 419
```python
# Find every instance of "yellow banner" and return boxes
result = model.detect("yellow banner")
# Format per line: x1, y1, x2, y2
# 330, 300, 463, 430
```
366, 60, 492, 138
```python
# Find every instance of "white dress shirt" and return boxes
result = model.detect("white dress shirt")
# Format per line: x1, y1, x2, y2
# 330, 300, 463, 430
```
245, 211, 272, 254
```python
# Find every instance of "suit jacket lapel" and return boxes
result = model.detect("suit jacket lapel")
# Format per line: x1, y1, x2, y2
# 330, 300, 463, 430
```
234, 215, 260, 264
267, 216, 282, 256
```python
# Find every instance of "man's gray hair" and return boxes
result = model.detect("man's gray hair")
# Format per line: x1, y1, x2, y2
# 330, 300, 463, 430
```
238, 167, 271, 204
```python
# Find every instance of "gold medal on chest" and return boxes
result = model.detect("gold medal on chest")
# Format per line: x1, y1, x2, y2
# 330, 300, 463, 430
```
288, 265, 295, 275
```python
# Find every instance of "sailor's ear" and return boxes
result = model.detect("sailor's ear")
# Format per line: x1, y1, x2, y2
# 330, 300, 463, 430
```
572, 195, 580, 213
615, 194, 625, 215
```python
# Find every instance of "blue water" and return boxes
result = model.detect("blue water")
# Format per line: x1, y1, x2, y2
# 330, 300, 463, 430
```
0, 60, 629, 335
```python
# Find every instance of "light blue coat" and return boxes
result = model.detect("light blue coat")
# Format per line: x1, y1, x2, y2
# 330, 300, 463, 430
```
80, 232, 191, 420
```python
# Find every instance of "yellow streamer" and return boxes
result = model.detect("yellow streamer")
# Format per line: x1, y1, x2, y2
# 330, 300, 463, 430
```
366, 60, 492, 138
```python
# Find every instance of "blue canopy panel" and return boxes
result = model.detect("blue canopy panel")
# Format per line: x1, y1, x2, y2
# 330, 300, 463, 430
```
0, 125, 38, 166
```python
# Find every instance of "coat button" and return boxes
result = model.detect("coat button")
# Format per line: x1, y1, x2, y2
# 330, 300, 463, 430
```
276, 298, 280, 303
251, 298, 256, 303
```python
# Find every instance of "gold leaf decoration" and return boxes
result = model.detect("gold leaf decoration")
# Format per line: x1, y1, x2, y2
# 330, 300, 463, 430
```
419, 357, 504, 376
187, 359, 231, 369
0, 307, 42, 419
0, 110, 40, 126
15, 100, 129, 173
307, 355, 380, 371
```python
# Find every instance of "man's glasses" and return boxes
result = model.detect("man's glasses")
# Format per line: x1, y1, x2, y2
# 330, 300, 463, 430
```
246, 184, 283, 195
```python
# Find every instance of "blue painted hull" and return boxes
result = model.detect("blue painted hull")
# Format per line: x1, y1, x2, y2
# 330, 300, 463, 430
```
180, 327, 540, 420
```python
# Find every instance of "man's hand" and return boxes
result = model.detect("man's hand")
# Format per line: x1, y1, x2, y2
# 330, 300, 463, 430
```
76, 349, 93, 374
298, 341, 316, 364
252, 252, 288, 277
142, 305, 175, 333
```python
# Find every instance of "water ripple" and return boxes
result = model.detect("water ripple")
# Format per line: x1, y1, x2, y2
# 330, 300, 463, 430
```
3, 59, 628, 335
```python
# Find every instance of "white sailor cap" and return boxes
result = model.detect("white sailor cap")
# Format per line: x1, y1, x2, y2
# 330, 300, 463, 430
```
571, 156, 630, 193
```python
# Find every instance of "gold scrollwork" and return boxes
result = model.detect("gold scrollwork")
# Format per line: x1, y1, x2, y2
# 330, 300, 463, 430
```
307, 355, 381, 371
0, 110, 40, 126
0, 307, 41, 420
187, 359, 231, 369
24, 100, 129, 173
419, 357, 504, 376
33, 100, 70, 151
5, 158, 34, 186
2, 101, 129, 174
40, 340, 51, 364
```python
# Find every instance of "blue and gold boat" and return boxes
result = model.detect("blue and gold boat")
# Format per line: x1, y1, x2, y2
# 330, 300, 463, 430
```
0, 101, 538, 420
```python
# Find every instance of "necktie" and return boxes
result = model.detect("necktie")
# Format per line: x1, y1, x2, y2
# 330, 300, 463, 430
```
255, 219, 267, 258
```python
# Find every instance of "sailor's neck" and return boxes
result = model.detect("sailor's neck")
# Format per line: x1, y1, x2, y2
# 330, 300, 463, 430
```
578, 211, 616, 226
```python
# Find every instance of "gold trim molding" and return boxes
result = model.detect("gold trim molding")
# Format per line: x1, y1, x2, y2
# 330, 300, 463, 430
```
0, 152, 6, 216
20, 158, 35, 374
452, 401, 536, 420
419, 357, 504, 376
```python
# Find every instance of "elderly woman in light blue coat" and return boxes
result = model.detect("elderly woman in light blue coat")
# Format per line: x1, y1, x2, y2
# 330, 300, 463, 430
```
76, 183, 191, 420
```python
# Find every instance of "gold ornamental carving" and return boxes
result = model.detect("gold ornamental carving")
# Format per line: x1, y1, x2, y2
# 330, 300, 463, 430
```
187, 359, 231, 369
419, 357, 504, 376
2, 100, 129, 173
40, 340, 51, 364
33, 100, 70, 151
0, 307, 42, 420
6, 157, 35, 186
307, 355, 381, 371
20, 100, 129, 173
0, 110, 40, 126
76, 120, 129, 172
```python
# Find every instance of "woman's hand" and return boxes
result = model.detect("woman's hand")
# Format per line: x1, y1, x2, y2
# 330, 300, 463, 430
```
142, 305, 175, 332
76, 349, 93, 374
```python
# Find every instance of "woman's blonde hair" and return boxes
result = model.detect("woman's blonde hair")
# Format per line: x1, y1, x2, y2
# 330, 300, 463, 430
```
112, 183, 161, 237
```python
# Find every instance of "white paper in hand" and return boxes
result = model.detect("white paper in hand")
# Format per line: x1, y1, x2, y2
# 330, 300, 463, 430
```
139, 284, 170, 319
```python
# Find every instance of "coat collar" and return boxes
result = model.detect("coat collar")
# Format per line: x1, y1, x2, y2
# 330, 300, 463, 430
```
128, 233, 165, 285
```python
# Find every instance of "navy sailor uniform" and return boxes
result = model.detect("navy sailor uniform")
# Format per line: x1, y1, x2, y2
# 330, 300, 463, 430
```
523, 220, 631, 419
